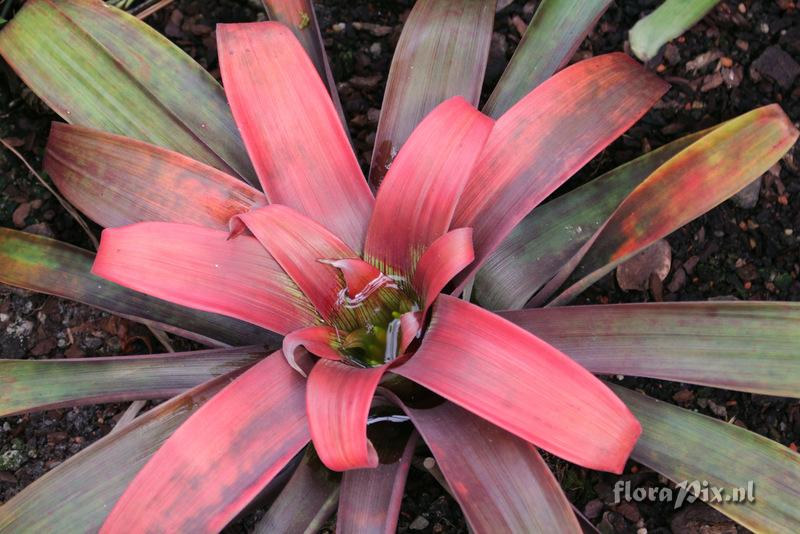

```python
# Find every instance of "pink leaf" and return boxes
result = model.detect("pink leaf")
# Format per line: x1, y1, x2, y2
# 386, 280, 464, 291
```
399, 311, 422, 354
101, 352, 310, 532
233, 204, 356, 321
364, 97, 491, 275
218, 22, 374, 250
318, 257, 390, 300
92, 222, 319, 335
306, 359, 387, 471
393, 295, 641, 473
283, 326, 342, 377
451, 53, 668, 289
412, 227, 474, 310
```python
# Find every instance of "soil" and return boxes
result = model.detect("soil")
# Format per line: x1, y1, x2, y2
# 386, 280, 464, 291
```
1, 0, 799, 532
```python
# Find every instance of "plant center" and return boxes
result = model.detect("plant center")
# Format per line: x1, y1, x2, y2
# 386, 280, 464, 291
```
329, 276, 418, 368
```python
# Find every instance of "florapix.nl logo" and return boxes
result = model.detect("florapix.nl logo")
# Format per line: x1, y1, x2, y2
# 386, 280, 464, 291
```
613, 480, 755, 509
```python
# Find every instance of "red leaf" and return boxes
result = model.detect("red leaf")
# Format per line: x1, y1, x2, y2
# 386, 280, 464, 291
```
233, 204, 356, 321
319, 257, 386, 299
262, 0, 348, 130
92, 222, 319, 335
306, 359, 387, 471
283, 326, 341, 377
101, 351, 310, 532
451, 53, 668, 289
393, 295, 641, 473
337, 430, 417, 534
368, 0, 495, 186
218, 22, 374, 251
364, 97, 491, 276
399, 311, 422, 354
44, 123, 265, 230
412, 228, 474, 311
380, 389, 581, 533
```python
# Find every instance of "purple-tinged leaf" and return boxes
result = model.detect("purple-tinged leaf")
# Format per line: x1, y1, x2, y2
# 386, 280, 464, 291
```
474, 129, 706, 310
379, 389, 581, 533
502, 301, 800, 397
540, 104, 799, 306
368, 0, 495, 187
450, 53, 668, 291
254, 447, 340, 534
337, 429, 418, 534
0, 370, 244, 532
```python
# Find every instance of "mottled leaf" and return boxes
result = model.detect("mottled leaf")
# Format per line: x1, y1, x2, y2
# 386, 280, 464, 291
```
542, 104, 798, 306
0, 370, 243, 533
613, 385, 800, 533
102, 352, 310, 532
0, 0, 257, 184
0, 346, 265, 417
44, 123, 265, 230
473, 130, 706, 310
0, 228, 276, 347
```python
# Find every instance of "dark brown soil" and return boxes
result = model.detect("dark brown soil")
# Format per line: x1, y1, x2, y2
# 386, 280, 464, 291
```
1, 1, 798, 532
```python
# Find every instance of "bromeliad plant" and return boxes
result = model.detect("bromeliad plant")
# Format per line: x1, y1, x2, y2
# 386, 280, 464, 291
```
0, 0, 798, 532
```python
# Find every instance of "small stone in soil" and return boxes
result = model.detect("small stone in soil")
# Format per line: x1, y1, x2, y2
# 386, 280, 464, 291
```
731, 176, 762, 209
616, 239, 672, 291
351, 21, 392, 37
673, 389, 695, 403
751, 45, 800, 89
584, 498, 604, 519
408, 516, 430, 530
685, 50, 722, 72
670, 503, 738, 534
